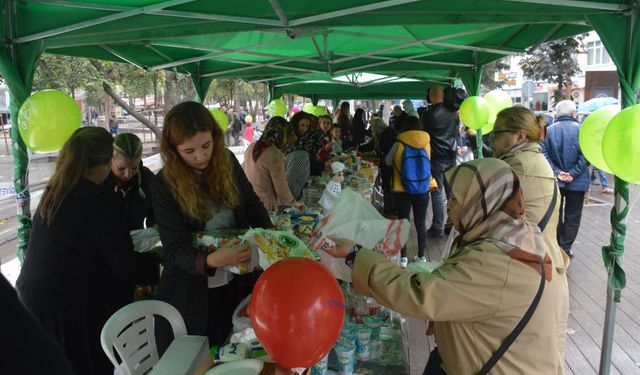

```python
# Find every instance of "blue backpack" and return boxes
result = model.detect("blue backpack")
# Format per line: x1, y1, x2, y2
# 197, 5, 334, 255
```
396, 141, 431, 194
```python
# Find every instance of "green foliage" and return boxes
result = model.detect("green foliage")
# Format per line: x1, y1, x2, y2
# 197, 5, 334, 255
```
33, 55, 100, 98
481, 58, 510, 90
519, 36, 584, 103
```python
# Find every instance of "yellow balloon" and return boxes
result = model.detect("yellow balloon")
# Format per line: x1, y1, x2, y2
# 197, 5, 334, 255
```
18, 90, 81, 153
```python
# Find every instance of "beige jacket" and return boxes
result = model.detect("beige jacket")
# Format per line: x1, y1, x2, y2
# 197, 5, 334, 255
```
352, 244, 564, 375
243, 143, 296, 212
501, 143, 570, 361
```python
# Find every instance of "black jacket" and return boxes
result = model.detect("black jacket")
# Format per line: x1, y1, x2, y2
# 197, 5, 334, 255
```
421, 103, 459, 160
107, 165, 156, 230
150, 150, 271, 343
17, 178, 158, 374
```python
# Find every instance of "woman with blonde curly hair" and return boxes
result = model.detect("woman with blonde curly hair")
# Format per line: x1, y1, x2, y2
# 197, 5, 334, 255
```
150, 101, 271, 349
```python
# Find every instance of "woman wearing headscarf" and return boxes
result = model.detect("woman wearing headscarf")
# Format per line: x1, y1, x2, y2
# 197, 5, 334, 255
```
285, 111, 327, 176
322, 158, 564, 374
244, 116, 302, 211
402, 99, 419, 119
492, 106, 570, 361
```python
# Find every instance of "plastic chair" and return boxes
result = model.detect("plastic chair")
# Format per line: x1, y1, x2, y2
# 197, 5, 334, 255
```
101, 300, 209, 375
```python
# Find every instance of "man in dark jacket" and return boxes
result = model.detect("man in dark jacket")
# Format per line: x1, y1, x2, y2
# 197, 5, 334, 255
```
421, 85, 459, 237
541, 100, 589, 258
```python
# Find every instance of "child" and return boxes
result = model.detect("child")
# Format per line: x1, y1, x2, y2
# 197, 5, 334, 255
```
330, 126, 343, 155
244, 120, 254, 143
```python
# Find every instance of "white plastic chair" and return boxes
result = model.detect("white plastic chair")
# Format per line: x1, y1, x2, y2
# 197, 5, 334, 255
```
101, 300, 209, 375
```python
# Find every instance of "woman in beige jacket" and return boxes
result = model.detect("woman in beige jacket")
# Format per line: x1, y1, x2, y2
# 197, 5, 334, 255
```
243, 116, 302, 212
324, 158, 565, 374
492, 106, 570, 363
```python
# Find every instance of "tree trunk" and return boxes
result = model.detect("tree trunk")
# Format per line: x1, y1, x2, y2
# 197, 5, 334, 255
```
164, 71, 178, 112
102, 82, 162, 138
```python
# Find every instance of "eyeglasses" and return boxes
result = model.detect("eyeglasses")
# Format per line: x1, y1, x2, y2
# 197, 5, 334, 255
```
489, 129, 513, 140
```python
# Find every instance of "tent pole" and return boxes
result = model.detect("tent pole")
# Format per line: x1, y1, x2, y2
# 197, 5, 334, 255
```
1, 0, 44, 262
599, 272, 617, 374
589, 8, 638, 374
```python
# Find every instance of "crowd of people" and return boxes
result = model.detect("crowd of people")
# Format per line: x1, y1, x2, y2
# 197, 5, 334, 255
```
5, 89, 606, 374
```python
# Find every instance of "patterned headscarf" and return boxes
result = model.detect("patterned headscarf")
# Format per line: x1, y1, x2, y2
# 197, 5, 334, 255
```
252, 116, 294, 162
445, 158, 552, 279
285, 129, 327, 156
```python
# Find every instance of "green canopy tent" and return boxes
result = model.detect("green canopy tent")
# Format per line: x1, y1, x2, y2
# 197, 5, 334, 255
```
1, 1, 638, 373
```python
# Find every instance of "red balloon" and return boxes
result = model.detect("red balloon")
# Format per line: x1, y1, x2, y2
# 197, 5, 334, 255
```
251, 258, 345, 369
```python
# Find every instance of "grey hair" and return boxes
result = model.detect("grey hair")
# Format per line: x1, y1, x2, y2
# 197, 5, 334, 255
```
555, 100, 577, 117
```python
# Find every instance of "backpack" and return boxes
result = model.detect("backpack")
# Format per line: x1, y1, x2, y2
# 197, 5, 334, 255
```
396, 141, 431, 194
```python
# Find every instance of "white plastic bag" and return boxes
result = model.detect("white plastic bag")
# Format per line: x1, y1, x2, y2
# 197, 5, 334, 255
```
308, 188, 410, 281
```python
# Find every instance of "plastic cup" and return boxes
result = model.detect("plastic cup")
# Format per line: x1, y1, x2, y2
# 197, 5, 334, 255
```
310, 353, 329, 375
334, 343, 355, 375
355, 328, 372, 360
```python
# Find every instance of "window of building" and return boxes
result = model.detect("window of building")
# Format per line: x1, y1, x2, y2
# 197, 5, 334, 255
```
587, 41, 612, 65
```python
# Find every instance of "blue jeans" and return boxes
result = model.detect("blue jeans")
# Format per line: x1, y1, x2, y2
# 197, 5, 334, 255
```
591, 167, 609, 188
429, 157, 457, 231
394, 192, 430, 258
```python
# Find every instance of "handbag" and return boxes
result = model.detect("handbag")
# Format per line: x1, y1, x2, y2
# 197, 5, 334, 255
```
423, 187, 556, 374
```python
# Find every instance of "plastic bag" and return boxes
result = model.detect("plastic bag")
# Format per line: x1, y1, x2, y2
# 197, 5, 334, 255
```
192, 229, 257, 274
130, 227, 161, 253
308, 188, 410, 281
242, 228, 316, 270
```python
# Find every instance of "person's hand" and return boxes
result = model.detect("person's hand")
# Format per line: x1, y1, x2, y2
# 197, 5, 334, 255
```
206, 240, 251, 268
324, 238, 356, 258
293, 201, 305, 210
457, 147, 462, 156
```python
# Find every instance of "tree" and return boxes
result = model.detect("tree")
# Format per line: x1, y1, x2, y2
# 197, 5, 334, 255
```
33, 55, 99, 98
481, 58, 510, 91
519, 36, 584, 104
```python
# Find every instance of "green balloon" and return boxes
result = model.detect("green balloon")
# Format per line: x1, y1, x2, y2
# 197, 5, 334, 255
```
314, 105, 329, 116
481, 121, 494, 134
268, 99, 288, 117
602, 104, 640, 184
459, 96, 491, 130
578, 106, 618, 173
484, 90, 512, 127
484, 89, 513, 114
17, 90, 81, 153
244, 115, 253, 124
210, 108, 229, 132
302, 103, 315, 114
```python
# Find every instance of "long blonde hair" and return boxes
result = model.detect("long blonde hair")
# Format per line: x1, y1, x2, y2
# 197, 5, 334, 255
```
37, 127, 113, 225
161, 101, 239, 222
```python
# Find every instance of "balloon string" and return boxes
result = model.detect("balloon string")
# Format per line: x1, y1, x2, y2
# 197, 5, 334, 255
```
291, 367, 306, 375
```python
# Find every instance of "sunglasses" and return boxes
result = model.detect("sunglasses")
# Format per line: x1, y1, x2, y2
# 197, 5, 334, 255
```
489, 129, 513, 140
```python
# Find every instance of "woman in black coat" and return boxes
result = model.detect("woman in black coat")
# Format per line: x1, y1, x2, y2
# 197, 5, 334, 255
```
150, 101, 271, 350
107, 132, 156, 229
17, 127, 159, 375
